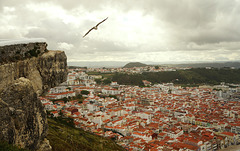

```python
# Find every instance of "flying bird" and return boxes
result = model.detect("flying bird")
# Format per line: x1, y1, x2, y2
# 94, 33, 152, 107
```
83, 17, 108, 38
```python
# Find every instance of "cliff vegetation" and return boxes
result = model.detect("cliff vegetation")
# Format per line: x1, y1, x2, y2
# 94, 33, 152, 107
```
47, 118, 125, 151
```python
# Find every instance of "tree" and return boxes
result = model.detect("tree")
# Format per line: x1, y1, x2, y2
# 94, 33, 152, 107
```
95, 79, 102, 84
62, 97, 69, 103
59, 109, 63, 117
76, 94, 83, 99
103, 79, 111, 85
81, 90, 90, 95
168, 89, 172, 94
109, 95, 117, 100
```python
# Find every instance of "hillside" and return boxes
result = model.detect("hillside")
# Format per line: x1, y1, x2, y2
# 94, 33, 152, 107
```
111, 68, 240, 86
166, 62, 240, 68
123, 62, 147, 68
0, 141, 28, 151
47, 118, 125, 151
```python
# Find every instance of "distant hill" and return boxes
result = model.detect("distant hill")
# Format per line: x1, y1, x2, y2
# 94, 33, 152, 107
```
166, 62, 240, 69
112, 68, 240, 86
123, 62, 147, 68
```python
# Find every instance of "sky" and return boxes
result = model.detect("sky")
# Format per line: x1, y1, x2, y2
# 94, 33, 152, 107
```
1, 0, 240, 64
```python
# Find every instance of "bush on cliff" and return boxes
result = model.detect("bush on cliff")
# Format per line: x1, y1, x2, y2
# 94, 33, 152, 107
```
47, 118, 125, 151
0, 141, 28, 151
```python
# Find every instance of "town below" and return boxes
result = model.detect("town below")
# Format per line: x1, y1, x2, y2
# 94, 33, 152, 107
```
41, 66, 240, 151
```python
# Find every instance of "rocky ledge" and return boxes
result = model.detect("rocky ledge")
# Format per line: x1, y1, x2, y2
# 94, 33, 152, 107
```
0, 40, 67, 150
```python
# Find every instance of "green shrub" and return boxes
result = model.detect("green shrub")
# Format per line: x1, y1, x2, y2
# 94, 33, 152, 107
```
0, 141, 28, 151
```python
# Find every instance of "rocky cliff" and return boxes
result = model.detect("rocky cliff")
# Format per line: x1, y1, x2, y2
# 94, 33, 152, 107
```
0, 39, 68, 150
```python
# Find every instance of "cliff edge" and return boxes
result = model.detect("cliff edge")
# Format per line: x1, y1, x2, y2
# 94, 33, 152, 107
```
0, 39, 68, 150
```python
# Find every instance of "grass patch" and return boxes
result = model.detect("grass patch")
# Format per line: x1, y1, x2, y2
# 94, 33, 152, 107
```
47, 118, 125, 151
0, 141, 28, 151
87, 72, 114, 79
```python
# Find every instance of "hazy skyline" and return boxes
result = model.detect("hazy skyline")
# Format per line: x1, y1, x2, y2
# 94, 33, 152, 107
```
1, 0, 240, 63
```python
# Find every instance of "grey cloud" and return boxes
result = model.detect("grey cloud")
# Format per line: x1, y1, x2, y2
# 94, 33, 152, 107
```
1, 0, 240, 62
26, 19, 79, 42
156, 0, 240, 44
89, 0, 240, 46
84, 40, 131, 52
120, 0, 240, 45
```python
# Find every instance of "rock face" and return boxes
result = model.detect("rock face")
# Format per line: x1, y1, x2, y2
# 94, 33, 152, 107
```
0, 41, 67, 150
0, 42, 48, 64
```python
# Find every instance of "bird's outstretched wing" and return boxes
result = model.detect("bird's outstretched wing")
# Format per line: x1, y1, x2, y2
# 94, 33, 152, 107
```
95, 17, 108, 27
83, 27, 95, 38
83, 17, 108, 38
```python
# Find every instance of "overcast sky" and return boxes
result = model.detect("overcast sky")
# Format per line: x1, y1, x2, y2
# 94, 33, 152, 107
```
1, 0, 240, 63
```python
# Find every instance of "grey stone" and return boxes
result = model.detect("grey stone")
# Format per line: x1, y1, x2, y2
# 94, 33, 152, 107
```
0, 42, 67, 150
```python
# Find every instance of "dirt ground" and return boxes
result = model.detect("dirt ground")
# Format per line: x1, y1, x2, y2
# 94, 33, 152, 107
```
219, 145, 240, 151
